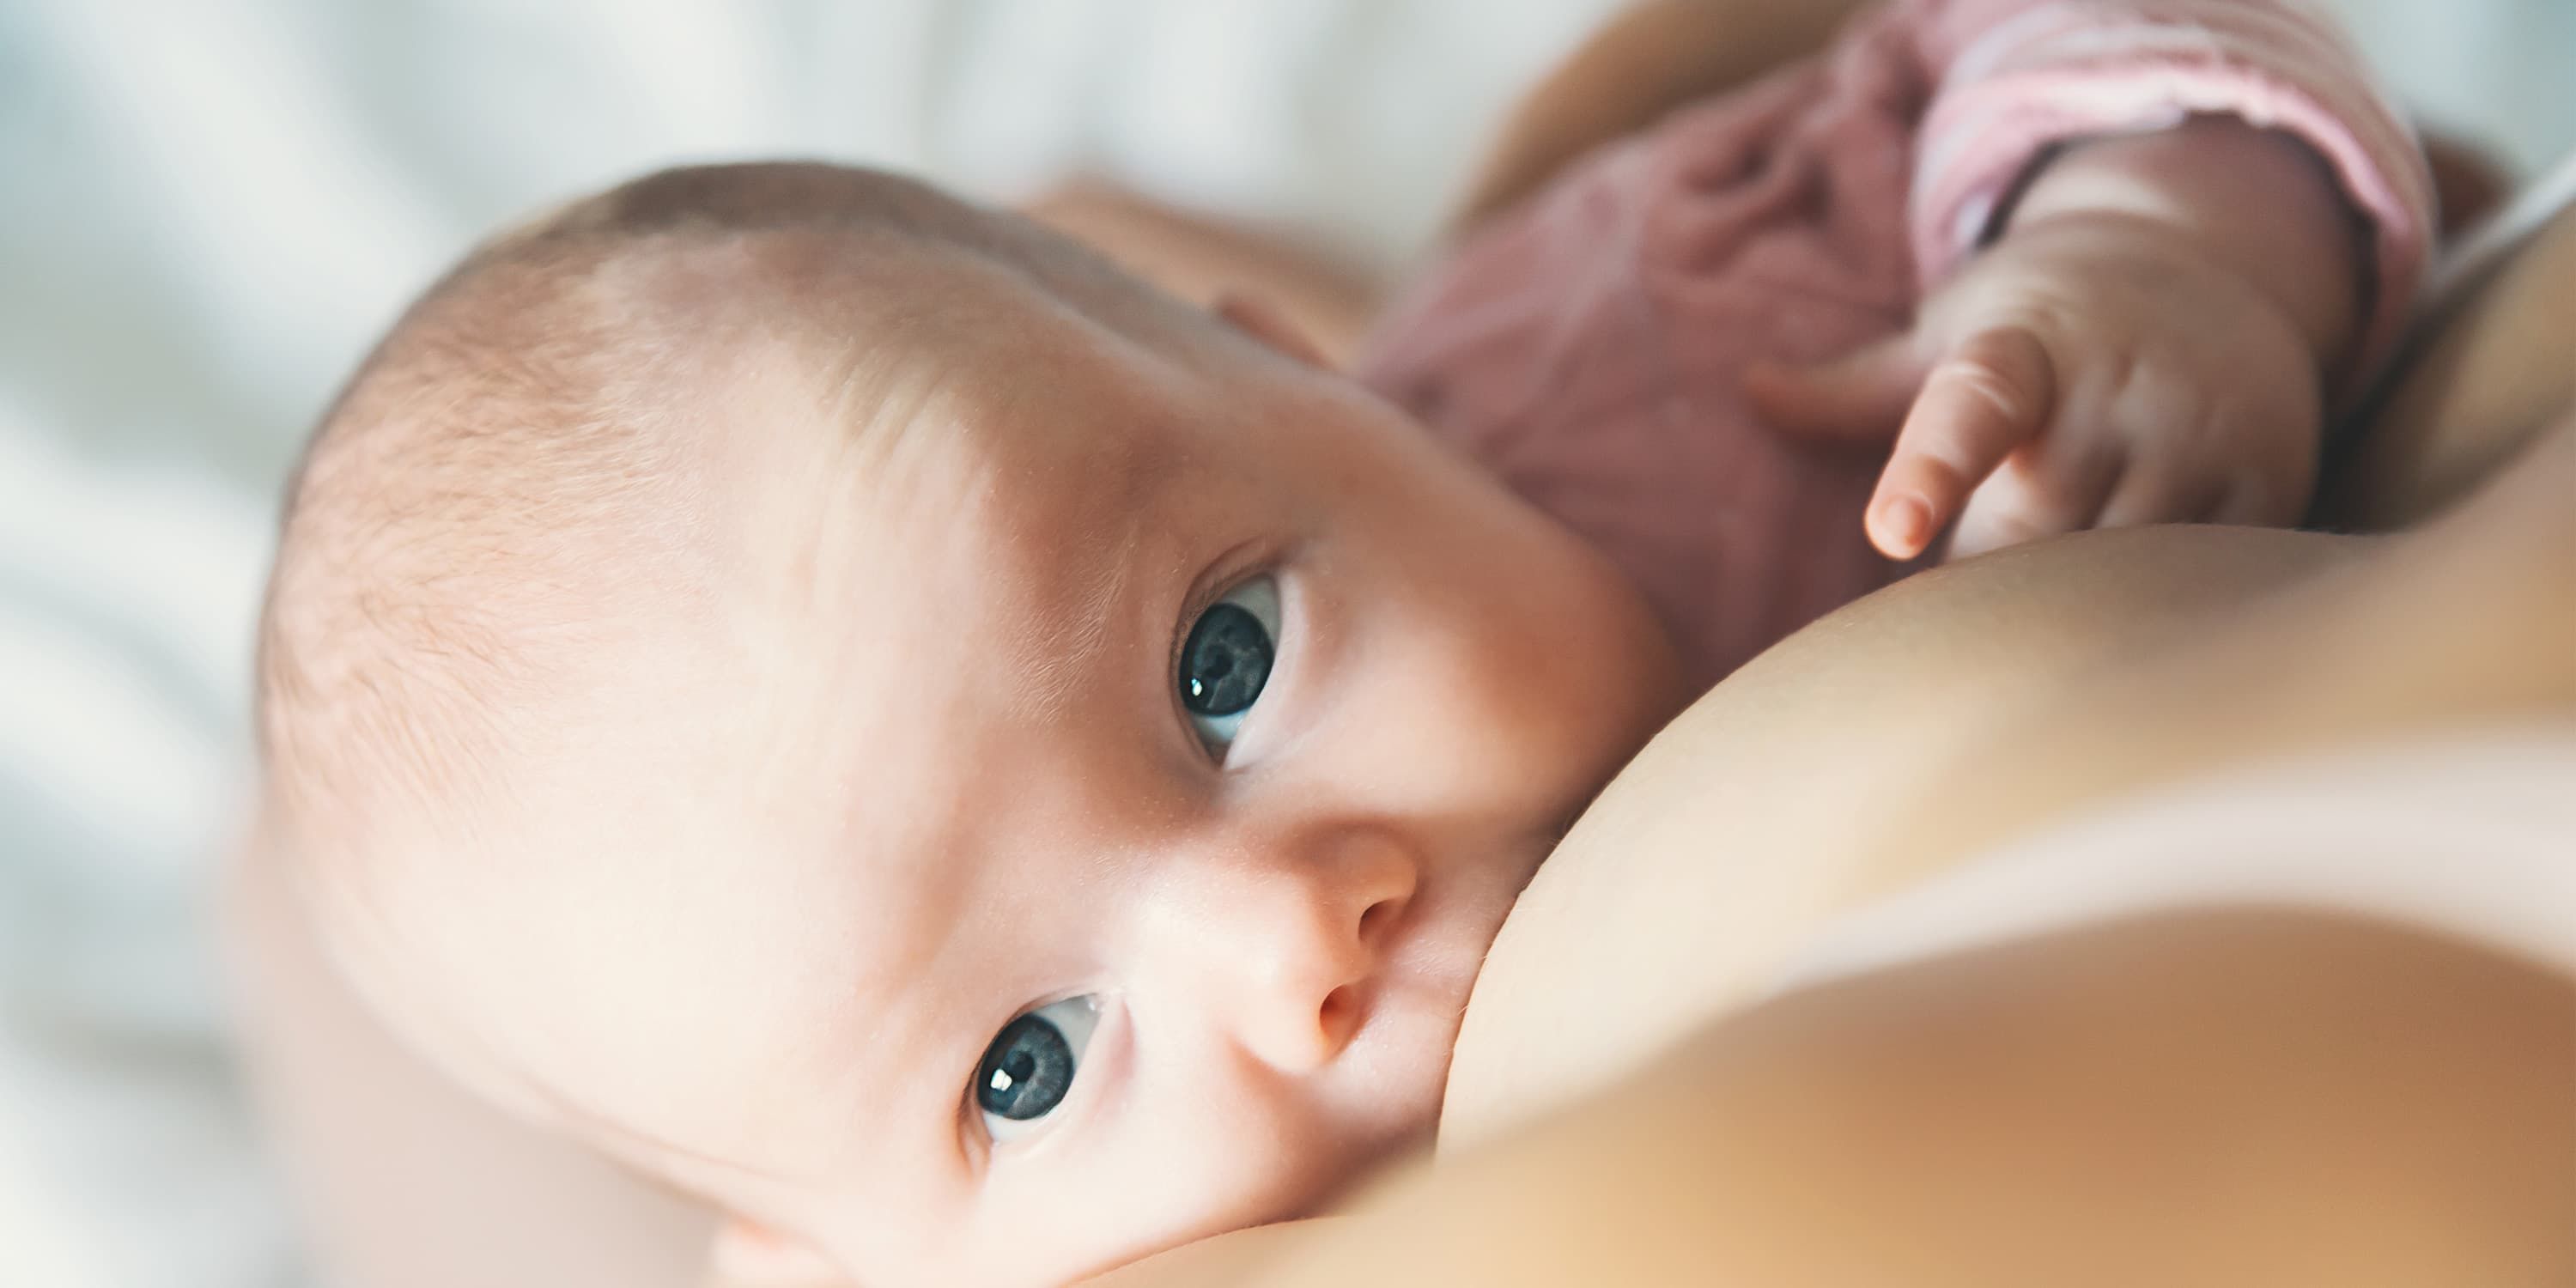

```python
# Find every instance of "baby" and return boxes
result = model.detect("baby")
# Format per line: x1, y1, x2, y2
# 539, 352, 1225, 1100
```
250, 2, 2434, 1285
260, 162, 1688, 1284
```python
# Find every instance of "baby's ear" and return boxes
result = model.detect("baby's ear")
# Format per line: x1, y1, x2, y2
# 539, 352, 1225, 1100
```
708, 1217, 846, 1286
1212, 289, 1332, 371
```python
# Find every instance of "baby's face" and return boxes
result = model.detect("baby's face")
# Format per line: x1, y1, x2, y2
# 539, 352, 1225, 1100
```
393, 257, 1682, 1285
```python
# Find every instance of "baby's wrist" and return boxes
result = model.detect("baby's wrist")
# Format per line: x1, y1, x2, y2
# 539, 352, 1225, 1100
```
1999, 117, 2367, 384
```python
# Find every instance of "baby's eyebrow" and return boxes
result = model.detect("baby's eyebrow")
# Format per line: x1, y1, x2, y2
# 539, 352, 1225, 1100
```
1003, 437, 1177, 726
1016, 551, 1132, 725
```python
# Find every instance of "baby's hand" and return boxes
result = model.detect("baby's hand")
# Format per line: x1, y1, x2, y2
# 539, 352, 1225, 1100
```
1744, 112, 2375, 565
1747, 211, 2325, 561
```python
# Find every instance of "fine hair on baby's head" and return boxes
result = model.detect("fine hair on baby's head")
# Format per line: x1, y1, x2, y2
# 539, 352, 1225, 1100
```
262, 162, 1210, 865
256, 162, 1681, 1286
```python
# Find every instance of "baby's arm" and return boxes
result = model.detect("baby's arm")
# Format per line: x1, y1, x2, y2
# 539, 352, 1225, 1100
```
1752, 0, 2437, 560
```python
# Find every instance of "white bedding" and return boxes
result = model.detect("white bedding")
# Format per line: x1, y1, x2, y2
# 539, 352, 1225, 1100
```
0, 2, 2565, 1285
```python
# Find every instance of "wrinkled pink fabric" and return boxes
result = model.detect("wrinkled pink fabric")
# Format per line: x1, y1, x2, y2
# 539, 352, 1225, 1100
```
1355, 0, 2433, 687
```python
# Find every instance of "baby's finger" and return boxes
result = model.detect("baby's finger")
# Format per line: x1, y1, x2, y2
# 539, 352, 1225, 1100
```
1742, 337, 1923, 447
1869, 326, 2057, 560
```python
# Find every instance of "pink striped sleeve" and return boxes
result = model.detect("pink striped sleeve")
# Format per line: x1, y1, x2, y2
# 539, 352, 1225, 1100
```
1904, 0, 2437, 398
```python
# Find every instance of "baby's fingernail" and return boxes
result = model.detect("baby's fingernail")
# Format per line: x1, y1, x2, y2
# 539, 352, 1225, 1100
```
1876, 496, 1929, 553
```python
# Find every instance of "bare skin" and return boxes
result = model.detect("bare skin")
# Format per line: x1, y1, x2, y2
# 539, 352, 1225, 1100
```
1019, 181, 1383, 367
1444, 0, 1881, 232
2320, 197, 2576, 528
1444, 389, 2576, 1157
1239, 908, 2576, 1287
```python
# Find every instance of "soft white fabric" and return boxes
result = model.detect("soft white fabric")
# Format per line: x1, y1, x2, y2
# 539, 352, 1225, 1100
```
0, 3, 2564, 1285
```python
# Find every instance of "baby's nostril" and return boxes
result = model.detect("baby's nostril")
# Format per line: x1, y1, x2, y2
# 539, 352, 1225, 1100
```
1357, 896, 1398, 947
1318, 984, 1360, 1048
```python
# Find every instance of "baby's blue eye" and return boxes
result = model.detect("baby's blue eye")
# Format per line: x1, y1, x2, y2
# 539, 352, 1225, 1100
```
1179, 577, 1279, 756
975, 996, 1098, 1140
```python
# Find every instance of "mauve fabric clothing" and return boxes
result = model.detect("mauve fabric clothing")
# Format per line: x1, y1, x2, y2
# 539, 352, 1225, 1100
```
1355, 0, 2433, 684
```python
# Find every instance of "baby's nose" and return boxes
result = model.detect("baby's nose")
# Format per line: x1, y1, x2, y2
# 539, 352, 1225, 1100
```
1183, 830, 1416, 1073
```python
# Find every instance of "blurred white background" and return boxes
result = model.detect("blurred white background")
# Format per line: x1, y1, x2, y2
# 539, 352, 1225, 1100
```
1, 2, 2568, 1285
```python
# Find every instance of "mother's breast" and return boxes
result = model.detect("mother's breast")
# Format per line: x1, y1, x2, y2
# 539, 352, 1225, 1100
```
1437, 522, 2354, 1150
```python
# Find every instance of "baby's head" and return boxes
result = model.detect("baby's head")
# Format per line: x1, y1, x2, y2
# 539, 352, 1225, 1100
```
256, 163, 1682, 1285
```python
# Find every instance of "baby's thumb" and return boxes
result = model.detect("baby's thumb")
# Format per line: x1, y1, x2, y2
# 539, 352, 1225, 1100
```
1743, 336, 1923, 446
